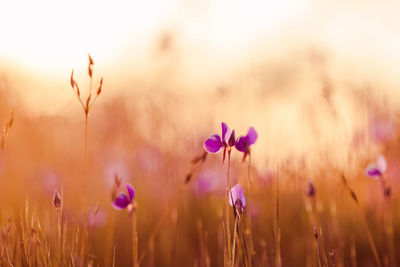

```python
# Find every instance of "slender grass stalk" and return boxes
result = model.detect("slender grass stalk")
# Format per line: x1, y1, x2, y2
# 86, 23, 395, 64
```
57, 184, 64, 266
274, 165, 281, 267
313, 227, 322, 267
104, 208, 116, 266
341, 175, 382, 267
80, 112, 88, 264
69, 55, 103, 264
112, 245, 116, 267
138, 152, 207, 264
381, 174, 396, 267
131, 205, 138, 267
231, 213, 239, 267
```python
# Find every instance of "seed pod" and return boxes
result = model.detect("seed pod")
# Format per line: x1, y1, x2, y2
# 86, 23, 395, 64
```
70, 70, 75, 88
88, 54, 94, 78
97, 77, 103, 95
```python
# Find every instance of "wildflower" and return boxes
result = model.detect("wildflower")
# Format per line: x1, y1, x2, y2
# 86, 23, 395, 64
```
235, 127, 257, 161
112, 183, 135, 210
229, 184, 246, 214
306, 180, 316, 198
204, 122, 235, 162
365, 154, 387, 178
52, 190, 62, 208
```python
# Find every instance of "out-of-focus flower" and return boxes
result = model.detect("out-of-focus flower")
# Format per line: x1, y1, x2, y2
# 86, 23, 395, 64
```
204, 122, 236, 162
235, 127, 257, 161
229, 184, 246, 214
52, 190, 61, 208
365, 154, 387, 179
112, 184, 135, 210
193, 169, 225, 196
370, 119, 396, 143
306, 180, 316, 198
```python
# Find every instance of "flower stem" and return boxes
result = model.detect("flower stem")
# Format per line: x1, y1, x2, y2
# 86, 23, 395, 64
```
80, 112, 88, 264
132, 205, 138, 267
226, 150, 232, 266
231, 213, 239, 267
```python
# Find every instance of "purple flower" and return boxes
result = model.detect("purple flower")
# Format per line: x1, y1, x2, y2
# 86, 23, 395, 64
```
204, 122, 236, 162
365, 155, 387, 179
229, 184, 246, 214
112, 184, 135, 210
306, 181, 316, 198
235, 127, 257, 160
52, 190, 62, 208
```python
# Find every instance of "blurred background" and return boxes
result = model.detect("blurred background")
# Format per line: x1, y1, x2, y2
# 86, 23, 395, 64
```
1, 0, 400, 266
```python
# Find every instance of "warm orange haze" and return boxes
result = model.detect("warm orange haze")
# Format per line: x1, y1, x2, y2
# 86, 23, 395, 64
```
1, 0, 400, 266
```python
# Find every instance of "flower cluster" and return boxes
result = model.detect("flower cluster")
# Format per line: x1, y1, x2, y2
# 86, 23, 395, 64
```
203, 122, 258, 161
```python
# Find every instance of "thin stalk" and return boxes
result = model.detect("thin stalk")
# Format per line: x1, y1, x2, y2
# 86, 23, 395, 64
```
247, 153, 251, 196
341, 175, 382, 267
274, 165, 281, 267
104, 209, 116, 266
137, 151, 207, 264
246, 153, 254, 267
80, 112, 88, 264
231, 214, 239, 267
382, 180, 396, 267
226, 150, 232, 266
314, 227, 322, 267
138, 183, 186, 264
132, 207, 138, 267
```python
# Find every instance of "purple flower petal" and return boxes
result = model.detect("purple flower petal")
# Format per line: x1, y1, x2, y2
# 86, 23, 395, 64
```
112, 193, 130, 210
204, 134, 222, 153
246, 127, 258, 145
365, 164, 382, 178
221, 122, 232, 144
229, 184, 246, 208
126, 184, 135, 201
235, 136, 247, 153
228, 130, 236, 147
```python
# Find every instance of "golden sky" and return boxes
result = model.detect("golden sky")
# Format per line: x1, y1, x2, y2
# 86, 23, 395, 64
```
1, 0, 400, 115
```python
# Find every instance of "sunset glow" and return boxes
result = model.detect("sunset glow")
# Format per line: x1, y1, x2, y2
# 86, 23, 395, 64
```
1, 1, 400, 266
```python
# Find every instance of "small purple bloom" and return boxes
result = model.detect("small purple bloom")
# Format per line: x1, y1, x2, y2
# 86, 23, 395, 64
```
204, 122, 236, 162
235, 127, 257, 160
52, 190, 62, 208
365, 155, 387, 179
306, 181, 316, 198
112, 184, 135, 210
229, 184, 246, 214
